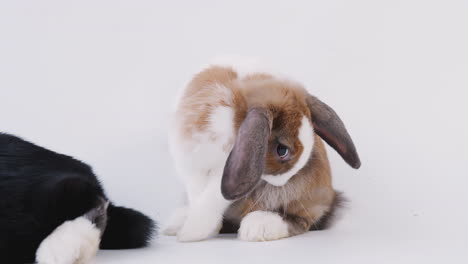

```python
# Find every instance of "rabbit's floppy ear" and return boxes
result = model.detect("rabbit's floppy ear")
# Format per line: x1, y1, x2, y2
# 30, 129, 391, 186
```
306, 95, 361, 169
221, 108, 272, 200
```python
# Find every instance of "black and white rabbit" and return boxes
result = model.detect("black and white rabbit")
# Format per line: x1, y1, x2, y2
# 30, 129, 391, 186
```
0, 133, 155, 263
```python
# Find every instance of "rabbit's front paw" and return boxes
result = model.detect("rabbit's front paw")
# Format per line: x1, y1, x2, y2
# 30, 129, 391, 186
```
177, 211, 222, 242
162, 206, 188, 236
238, 211, 289, 242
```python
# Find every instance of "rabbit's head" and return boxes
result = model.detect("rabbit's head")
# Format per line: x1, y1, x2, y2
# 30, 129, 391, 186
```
221, 77, 360, 200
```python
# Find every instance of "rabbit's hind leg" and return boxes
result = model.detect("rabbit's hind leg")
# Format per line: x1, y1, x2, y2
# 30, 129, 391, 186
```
35, 200, 108, 264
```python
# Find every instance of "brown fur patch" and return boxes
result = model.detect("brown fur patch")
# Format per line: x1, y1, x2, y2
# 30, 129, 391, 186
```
176, 66, 247, 140
178, 65, 344, 237
238, 78, 311, 175
309, 191, 346, 231
223, 135, 337, 236
177, 68, 312, 177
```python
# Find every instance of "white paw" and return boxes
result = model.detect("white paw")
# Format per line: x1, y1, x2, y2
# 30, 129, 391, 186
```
177, 211, 222, 242
36, 217, 101, 264
238, 211, 290, 242
162, 206, 188, 236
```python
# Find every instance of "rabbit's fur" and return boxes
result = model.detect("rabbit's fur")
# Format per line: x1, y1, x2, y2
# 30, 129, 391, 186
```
164, 58, 360, 242
0, 133, 155, 263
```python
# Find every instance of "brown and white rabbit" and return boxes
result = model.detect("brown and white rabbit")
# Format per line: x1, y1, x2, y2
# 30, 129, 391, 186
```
163, 57, 360, 242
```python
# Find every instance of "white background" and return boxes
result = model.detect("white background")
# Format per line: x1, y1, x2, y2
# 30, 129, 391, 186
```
1, 0, 467, 263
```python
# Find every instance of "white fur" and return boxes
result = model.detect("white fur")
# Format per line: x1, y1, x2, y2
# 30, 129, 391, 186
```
262, 116, 314, 186
168, 93, 236, 241
210, 105, 235, 139
36, 217, 101, 264
238, 211, 290, 242
177, 172, 231, 242
169, 103, 236, 202
162, 206, 188, 236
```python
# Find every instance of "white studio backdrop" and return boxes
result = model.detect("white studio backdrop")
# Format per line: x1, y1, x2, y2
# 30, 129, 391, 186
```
0, 0, 467, 263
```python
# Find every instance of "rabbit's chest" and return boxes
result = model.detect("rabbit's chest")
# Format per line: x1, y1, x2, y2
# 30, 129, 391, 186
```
172, 105, 236, 173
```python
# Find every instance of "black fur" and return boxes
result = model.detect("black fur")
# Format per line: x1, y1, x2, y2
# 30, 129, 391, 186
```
101, 204, 156, 249
0, 133, 155, 263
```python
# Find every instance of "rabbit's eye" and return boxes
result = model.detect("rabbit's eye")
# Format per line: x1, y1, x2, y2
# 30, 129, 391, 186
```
277, 144, 289, 159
